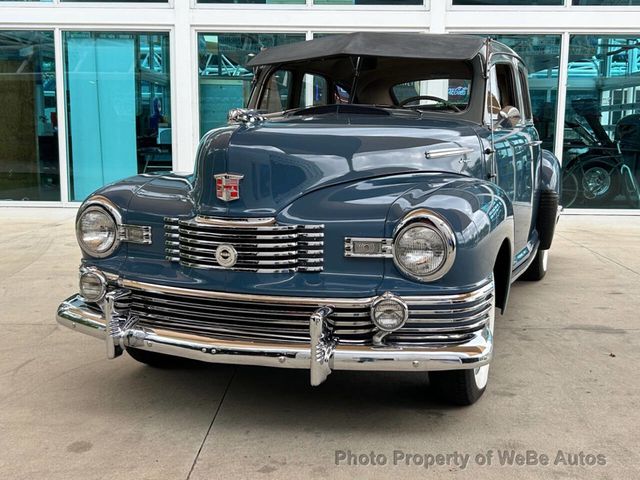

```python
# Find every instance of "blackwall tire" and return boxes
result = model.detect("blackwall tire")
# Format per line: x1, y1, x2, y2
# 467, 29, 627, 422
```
521, 249, 548, 281
429, 286, 494, 406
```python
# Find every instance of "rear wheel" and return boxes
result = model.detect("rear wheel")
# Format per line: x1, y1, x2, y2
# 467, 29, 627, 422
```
520, 248, 548, 281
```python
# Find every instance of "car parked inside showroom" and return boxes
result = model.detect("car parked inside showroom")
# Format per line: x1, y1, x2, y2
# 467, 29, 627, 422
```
57, 33, 561, 405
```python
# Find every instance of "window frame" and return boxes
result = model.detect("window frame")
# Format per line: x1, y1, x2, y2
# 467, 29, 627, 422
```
487, 57, 521, 128
516, 62, 533, 123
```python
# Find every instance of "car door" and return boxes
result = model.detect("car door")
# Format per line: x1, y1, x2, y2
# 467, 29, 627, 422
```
488, 58, 535, 263
514, 61, 541, 254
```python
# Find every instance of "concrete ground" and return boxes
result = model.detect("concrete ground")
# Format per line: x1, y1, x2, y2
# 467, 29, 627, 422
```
0, 208, 639, 480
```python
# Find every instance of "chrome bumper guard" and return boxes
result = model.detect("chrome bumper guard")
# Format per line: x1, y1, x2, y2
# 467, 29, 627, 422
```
56, 289, 493, 386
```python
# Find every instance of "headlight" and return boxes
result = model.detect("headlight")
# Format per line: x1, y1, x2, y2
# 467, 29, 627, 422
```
76, 199, 121, 257
393, 210, 456, 281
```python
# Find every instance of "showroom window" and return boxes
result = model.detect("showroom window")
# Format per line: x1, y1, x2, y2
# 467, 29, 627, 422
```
197, 0, 422, 3
197, 32, 305, 136
314, 1, 423, 4
64, 31, 171, 201
572, 1, 640, 4
198, 1, 305, 4
562, 35, 640, 209
0, 0, 168, 2
453, 1, 562, 4
0, 30, 59, 201
481, 34, 562, 153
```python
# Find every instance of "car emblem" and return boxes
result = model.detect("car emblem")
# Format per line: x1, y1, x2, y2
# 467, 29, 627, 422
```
215, 173, 243, 202
215, 244, 238, 268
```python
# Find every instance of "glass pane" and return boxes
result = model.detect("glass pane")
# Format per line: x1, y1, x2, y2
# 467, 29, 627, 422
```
393, 79, 472, 111
0, 31, 59, 201
64, 31, 171, 202
572, 0, 640, 4
315, 0, 422, 4
198, 0, 304, 4
62, 0, 166, 2
300, 74, 328, 108
454, 0, 562, 4
481, 34, 561, 153
197, 32, 305, 136
261, 70, 292, 112
563, 35, 640, 209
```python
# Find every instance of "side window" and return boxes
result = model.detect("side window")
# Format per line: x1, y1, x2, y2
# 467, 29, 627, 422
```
260, 69, 292, 113
488, 63, 518, 121
517, 66, 533, 122
300, 74, 329, 108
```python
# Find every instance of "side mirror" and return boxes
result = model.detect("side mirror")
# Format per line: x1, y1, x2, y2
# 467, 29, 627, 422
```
497, 106, 521, 129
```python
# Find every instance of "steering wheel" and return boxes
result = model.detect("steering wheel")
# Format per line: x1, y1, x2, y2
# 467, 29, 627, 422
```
399, 95, 461, 112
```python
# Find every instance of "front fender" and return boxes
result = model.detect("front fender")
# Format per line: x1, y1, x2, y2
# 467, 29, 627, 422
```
541, 148, 561, 194
384, 176, 515, 294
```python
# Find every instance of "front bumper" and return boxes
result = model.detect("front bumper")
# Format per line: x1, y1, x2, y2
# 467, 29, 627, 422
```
56, 286, 493, 386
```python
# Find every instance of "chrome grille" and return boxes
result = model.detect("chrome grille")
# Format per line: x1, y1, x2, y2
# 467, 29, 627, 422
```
164, 216, 324, 273
388, 282, 494, 344
128, 288, 373, 345
120, 280, 494, 346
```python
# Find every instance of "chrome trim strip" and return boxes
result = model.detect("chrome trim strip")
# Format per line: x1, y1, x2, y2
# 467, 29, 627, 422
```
190, 216, 276, 227
424, 147, 474, 159
118, 278, 493, 307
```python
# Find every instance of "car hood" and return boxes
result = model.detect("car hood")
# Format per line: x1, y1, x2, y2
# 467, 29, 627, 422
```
193, 113, 484, 217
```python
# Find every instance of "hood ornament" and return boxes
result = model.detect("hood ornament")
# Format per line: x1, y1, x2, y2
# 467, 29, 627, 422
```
227, 108, 266, 126
215, 173, 243, 202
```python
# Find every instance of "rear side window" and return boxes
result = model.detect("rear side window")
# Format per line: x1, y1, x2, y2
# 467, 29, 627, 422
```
260, 69, 292, 113
300, 74, 329, 108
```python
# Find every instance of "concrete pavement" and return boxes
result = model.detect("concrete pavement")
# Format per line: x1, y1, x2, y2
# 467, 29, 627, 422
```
0, 209, 639, 479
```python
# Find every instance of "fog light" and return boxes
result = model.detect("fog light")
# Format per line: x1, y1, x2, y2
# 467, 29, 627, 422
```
79, 270, 107, 302
371, 292, 408, 332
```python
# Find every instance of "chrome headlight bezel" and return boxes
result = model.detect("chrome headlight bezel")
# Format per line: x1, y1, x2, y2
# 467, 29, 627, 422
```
392, 209, 456, 282
79, 268, 108, 302
370, 292, 409, 332
75, 196, 122, 258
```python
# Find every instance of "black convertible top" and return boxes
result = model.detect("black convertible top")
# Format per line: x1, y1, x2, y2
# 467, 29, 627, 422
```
247, 32, 487, 67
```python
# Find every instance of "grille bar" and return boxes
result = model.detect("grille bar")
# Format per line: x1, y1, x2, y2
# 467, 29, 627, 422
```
120, 280, 494, 346
165, 216, 324, 272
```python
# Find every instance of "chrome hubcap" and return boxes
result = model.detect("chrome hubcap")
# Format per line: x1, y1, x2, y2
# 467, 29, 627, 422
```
582, 167, 611, 199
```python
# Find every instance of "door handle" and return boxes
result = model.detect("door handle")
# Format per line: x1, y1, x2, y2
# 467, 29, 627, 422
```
526, 140, 543, 147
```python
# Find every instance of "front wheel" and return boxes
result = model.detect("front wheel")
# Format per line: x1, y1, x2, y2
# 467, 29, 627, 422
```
520, 249, 548, 281
429, 287, 494, 406
429, 365, 491, 406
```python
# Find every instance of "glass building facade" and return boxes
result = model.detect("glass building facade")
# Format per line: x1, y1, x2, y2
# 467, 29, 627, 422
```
0, 31, 59, 201
63, 31, 171, 201
1, 0, 639, 212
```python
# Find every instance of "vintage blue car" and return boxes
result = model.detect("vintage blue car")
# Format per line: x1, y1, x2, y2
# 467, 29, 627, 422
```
57, 33, 560, 405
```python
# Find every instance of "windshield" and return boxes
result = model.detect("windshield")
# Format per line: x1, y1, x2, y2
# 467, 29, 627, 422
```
257, 56, 475, 114
392, 79, 472, 112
